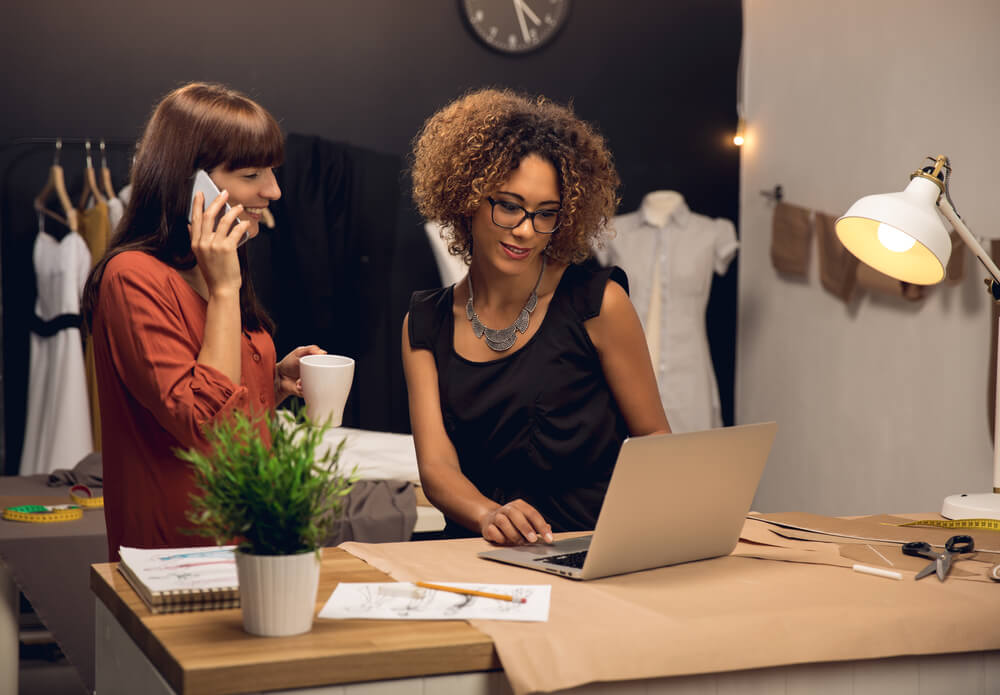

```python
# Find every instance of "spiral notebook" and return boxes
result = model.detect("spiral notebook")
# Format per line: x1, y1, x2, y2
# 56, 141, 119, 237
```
117, 545, 240, 614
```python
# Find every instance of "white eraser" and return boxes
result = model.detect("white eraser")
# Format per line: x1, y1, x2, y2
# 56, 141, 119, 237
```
852, 564, 903, 581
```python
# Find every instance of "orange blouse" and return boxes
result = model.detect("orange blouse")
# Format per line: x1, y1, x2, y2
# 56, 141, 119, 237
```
92, 251, 276, 561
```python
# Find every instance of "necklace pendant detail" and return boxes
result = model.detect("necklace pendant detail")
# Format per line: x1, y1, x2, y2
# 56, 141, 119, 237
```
512, 309, 530, 333
466, 257, 546, 353
484, 326, 517, 351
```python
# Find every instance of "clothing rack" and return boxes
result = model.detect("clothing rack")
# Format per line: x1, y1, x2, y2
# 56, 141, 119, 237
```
0, 138, 137, 474
9, 137, 135, 146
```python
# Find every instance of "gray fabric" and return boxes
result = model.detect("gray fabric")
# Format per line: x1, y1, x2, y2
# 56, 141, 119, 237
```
1, 474, 106, 693
46, 451, 103, 488
326, 479, 417, 545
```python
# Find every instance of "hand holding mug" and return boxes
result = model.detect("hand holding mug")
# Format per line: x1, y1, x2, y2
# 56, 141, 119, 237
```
275, 345, 326, 404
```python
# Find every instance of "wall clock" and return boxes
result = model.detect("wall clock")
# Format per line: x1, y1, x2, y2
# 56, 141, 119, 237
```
461, 0, 571, 55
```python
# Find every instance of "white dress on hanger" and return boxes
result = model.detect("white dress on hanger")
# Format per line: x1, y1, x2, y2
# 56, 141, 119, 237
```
599, 191, 738, 432
20, 217, 94, 475
106, 195, 124, 233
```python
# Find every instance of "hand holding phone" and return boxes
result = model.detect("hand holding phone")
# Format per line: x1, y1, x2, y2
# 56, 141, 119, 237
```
188, 169, 249, 246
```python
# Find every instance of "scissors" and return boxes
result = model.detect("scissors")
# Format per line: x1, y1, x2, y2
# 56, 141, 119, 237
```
902, 535, 974, 581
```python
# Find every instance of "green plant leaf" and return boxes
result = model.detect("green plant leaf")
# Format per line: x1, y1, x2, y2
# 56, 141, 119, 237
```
177, 406, 355, 555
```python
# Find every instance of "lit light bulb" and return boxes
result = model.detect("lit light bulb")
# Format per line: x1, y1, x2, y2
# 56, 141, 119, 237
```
733, 117, 745, 147
877, 222, 916, 253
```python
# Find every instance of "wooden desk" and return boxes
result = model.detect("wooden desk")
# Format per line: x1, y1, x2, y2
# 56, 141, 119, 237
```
93, 544, 1000, 695
0, 481, 108, 695
91, 548, 499, 695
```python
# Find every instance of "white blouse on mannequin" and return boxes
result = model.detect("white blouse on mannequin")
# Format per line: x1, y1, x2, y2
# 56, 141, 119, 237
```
597, 191, 738, 432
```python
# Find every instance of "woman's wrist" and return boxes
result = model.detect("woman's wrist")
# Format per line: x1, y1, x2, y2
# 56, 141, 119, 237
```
476, 503, 501, 532
207, 286, 240, 302
274, 371, 289, 404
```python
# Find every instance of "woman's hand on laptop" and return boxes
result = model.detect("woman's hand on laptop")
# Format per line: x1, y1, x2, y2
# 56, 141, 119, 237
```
480, 500, 554, 546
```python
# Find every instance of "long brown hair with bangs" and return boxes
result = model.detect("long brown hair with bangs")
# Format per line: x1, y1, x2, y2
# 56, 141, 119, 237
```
81, 82, 284, 333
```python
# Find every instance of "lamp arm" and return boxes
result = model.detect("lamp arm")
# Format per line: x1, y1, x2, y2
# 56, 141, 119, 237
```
936, 196, 1000, 493
936, 196, 1000, 285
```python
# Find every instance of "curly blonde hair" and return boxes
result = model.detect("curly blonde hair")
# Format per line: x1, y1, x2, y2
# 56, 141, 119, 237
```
411, 88, 620, 265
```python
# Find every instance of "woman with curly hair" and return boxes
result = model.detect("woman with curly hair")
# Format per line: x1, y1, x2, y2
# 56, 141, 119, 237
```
403, 88, 670, 544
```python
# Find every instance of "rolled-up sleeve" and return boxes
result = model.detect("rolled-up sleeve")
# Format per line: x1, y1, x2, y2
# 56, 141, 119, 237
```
99, 260, 248, 449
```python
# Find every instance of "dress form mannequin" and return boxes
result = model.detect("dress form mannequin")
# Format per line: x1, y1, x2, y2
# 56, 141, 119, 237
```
599, 191, 738, 432
641, 190, 685, 228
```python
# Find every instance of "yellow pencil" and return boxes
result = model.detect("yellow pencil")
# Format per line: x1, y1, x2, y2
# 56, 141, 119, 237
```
415, 581, 527, 604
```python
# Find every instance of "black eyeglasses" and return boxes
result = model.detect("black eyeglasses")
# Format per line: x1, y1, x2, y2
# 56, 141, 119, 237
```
486, 197, 562, 235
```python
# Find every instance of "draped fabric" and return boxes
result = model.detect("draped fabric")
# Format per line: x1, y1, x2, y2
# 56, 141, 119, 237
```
249, 133, 438, 433
78, 198, 112, 451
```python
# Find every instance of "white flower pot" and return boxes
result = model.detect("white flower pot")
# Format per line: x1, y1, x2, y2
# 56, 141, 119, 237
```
235, 550, 321, 637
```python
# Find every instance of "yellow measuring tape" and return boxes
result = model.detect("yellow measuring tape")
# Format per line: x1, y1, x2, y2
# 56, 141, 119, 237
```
69, 484, 104, 509
3, 504, 83, 523
896, 518, 1000, 532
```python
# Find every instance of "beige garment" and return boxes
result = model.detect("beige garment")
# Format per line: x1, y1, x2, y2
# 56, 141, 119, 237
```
815, 211, 859, 302
78, 200, 111, 268
770, 201, 812, 276
78, 201, 111, 452
945, 230, 966, 285
644, 249, 661, 373
855, 262, 926, 301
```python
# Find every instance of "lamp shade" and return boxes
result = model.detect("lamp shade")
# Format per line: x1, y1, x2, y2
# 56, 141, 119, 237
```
835, 176, 951, 285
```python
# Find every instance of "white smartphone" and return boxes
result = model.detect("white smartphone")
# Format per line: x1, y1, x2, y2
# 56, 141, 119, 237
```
188, 169, 249, 246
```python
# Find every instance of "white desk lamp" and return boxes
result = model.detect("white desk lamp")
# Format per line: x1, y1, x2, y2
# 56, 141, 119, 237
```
835, 155, 1000, 519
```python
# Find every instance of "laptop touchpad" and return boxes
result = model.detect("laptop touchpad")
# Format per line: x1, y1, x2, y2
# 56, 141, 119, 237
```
522, 535, 592, 556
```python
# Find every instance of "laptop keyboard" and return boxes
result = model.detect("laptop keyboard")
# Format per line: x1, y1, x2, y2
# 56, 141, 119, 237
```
539, 550, 588, 569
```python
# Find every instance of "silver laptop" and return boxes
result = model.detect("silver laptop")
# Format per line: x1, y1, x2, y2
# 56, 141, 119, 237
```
478, 422, 777, 580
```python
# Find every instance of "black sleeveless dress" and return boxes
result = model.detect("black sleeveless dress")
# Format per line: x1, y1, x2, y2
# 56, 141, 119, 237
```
408, 263, 630, 537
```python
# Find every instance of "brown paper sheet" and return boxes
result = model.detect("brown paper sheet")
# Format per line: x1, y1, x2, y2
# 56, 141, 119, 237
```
815, 211, 859, 302
770, 201, 812, 276
945, 231, 966, 285
739, 517, 993, 581
341, 522, 1000, 695
750, 511, 1000, 552
856, 262, 926, 300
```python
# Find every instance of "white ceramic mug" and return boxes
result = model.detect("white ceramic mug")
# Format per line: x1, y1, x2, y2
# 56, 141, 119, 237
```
299, 354, 355, 427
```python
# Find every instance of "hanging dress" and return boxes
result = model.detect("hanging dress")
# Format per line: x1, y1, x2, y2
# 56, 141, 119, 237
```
79, 198, 112, 450
20, 215, 94, 475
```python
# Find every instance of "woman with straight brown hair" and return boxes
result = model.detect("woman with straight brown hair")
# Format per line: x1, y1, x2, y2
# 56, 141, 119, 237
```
82, 82, 323, 560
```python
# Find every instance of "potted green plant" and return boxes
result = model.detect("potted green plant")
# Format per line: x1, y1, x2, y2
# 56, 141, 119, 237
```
178, 408, 355, 637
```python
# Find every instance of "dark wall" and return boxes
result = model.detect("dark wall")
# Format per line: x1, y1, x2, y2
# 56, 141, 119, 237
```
0, 0, 742, 474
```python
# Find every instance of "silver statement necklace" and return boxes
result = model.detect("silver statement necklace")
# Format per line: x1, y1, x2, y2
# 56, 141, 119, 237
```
466, 256, 546, 352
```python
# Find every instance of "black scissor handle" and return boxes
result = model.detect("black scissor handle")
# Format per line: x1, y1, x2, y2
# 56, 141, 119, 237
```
902, 541, 933, 558
945, 535, 974, 554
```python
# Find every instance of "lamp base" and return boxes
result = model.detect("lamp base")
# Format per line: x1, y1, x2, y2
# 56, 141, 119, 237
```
941, 493, 1000, 520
